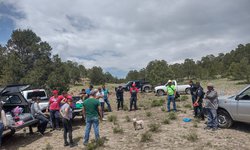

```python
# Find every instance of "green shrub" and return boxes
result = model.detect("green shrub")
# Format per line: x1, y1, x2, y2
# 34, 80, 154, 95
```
108, 115, 117, 123
148, 123, 161, 132
184, 131, 198, 142
184, 103, 192, 109
193, 122, 198, 128
180, 95, 189, 101
141, 131, 152, 142
161, 107, 166, 112
113, 125, 124, 134
125, 115, 131, 122
123, 105, 129, 111
86, 137, 107, 150
168, 112, 177, 120
42, 143, 53, 150
146, 111, 152, 117
162, 118, 170, 124
151, 99, 165, 107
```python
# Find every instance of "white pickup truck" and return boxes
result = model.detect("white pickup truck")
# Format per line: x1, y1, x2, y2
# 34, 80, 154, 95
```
154, 80, 190, 96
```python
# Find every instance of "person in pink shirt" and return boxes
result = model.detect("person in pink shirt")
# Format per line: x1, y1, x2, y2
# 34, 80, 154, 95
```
48, 90, 61, 130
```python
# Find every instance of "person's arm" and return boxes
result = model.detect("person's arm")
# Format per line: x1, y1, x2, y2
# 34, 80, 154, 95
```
82, 107, 86, 119
34, 103, 43, 115
195, 90, 202, 103
174, 86, 177, 97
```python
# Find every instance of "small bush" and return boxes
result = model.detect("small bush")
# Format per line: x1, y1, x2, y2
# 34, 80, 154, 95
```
151, 99, 165, 107
108, 115, 117, 123
86, 137, 107, 150
184, 132, 198, 142
161, 107, 166, 112
146, 111, 152, 117
141, 131, 152, 142
123, 105, 129, 111
148, 123, 161, 132
113, 125, 124, 134
193, 122, 198, 128
180, 95, 189, 101
42, 143, 53, 150
184, 103, 192, 109
168, 112, 177, 120
125, 115, 131, 122
162, 118, 170, 124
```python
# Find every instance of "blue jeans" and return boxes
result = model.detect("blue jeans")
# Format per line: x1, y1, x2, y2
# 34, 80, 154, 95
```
50, 110, 60, 129
84, 117, 100, 144
167, 95, 176, 111
104, 98, 112, 112
36, 114, 49, 134
0, 122, 4, 146
207, 108, 218, 128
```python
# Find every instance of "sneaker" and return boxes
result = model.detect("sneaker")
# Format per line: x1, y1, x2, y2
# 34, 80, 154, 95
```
64, 143, 69, 146
70, 142, 77, 147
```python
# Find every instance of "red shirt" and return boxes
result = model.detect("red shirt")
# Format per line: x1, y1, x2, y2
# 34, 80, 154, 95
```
49, 95, 64, 110
130, 87, 139, 98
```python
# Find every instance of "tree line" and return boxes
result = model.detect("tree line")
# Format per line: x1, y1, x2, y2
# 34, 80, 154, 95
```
0, 29, 121, 92
126, 44, 250, 85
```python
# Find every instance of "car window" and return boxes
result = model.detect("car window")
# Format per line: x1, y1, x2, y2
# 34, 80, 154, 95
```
3, 95, 22, 104
27, 91, 46, 99
238, 88, 250, 100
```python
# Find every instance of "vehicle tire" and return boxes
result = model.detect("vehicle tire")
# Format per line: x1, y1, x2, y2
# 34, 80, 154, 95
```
144, 86, 150, 93
217, 109, 233, 128
185, 88, 190, 94
157, 90, 164, 96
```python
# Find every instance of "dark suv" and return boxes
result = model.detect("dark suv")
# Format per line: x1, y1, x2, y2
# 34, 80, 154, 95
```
122, 80, 152, 93
0, 84, 38, 136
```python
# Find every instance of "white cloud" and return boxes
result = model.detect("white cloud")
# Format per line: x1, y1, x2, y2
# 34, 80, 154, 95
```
2, 0, 250, 77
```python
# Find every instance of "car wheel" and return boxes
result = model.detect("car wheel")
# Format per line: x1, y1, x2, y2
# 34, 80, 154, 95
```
185, 88, 190, 94
157, 90, 164, 96
217, 109, 233, 128
144, 87, 150, 93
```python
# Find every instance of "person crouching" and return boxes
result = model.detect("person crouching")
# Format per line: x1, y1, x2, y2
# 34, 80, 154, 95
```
60, 96, 76, 147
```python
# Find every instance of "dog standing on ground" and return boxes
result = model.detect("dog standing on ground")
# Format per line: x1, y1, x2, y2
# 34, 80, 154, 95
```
132, 118, 144, 130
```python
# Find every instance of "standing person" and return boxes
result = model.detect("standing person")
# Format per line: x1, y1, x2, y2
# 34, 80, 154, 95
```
60, 96, 76, 147
81, 89, 88, 100
116, 86, 124, 111
102, 85, 112, 112
0, 102, 7, 147
86, 85, 94, 97
96, 88, 106, 120
189, 80, 197, 107
48, 90, 61, 130
129, 83, 139, 111
31, 97, 49, 135
166, 80, 177, 112
82, 90, 102, 145
204, 83, 219, 131
193, 82, 205, 120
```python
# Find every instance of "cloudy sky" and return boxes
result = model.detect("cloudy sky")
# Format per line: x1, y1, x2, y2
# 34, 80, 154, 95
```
0, 0, 250, 77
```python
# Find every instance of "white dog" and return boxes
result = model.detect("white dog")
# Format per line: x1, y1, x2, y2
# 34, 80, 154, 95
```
132, 118, 144, 130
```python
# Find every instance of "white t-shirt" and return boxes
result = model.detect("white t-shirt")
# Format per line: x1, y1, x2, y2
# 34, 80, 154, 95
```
96, 91, 104, 103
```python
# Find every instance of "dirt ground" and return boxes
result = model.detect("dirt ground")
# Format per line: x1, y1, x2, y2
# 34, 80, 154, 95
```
2, 79, 250, 150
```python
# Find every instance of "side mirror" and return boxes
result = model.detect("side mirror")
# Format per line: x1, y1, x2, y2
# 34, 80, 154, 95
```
235, 95, 240, 100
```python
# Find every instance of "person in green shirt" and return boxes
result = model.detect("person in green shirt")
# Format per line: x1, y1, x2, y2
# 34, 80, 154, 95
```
82, 90, 102, 145
166, 80, 177, 112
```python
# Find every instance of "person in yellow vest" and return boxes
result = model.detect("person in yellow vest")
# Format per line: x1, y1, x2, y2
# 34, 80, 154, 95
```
166, 80, 177, 112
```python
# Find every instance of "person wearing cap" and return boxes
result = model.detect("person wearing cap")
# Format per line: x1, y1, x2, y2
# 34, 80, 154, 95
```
96, 87, 105, 120
60, 96, 76, 147
166, 80, 177, 112
193, 82, 205, 120
204, 83, 219, 131
116, 86, 124, 111
48, 90, 61, 130
102, 85, 112, 112
86, 85, 94, 98
82, 90, 102, 145
31, 97, 49, 135
129, 83, 139, 111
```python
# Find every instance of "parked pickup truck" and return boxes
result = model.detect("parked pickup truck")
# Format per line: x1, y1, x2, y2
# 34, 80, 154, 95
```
217, 85, 250, 128
22, 89, 49, 111
154, 80, 190, 96
122, 80, 152, 93
0, 84, 38, 136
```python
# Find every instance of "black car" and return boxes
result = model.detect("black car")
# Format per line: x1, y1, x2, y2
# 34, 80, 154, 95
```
0, 84, 38, 136
122, 80, 152, 93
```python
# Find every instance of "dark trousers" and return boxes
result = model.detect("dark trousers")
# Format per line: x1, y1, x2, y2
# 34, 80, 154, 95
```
117, 98, 124, 110
63, 118, 73, 144
0, 122, 3, 146
104, 98, 112, 112
100, 102, 104, 117
50, 110, 60, 129
194, 103, 204, 120
36, 114, 49, 134
130, 97, 137, 110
